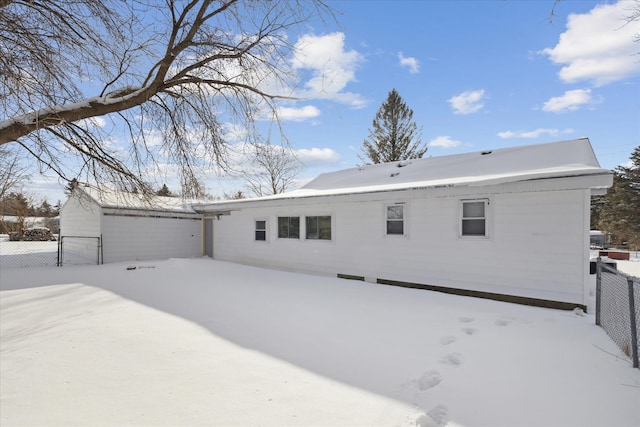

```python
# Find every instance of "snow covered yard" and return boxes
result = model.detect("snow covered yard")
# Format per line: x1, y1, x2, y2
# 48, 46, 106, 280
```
1, 258, 638, 427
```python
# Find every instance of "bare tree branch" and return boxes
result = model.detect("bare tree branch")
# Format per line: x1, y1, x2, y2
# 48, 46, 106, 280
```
0, 145, 30, 199
1, 0, 332, 196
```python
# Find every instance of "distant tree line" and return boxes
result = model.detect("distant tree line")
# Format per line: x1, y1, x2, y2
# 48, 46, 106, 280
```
0, 192, 61, 234
591, 146, 640, 249
0, 193, 60, 218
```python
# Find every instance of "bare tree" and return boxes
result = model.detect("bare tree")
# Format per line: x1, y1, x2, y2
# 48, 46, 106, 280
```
243, 143, 303, 197
0, 145, 30, 199
0, 0, 331, 197
244, 143, 303, 196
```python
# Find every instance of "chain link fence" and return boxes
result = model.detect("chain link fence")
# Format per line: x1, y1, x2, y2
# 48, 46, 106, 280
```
57, 236, 102, 266
596, 258, 640, 368
0, 236, 59, 268
0, 235, 101, 269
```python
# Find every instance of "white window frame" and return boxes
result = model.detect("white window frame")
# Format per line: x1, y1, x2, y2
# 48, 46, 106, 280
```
277, 216, 300, 239
254, 218, 268, 242
385, 202, 407, 236
304, 215, 333, 241
459, 199, 490, 238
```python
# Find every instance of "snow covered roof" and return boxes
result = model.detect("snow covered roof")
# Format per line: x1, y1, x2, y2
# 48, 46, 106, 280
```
196, 138, 611, 210
75, 186, 199, 214
299, 138, 608, 193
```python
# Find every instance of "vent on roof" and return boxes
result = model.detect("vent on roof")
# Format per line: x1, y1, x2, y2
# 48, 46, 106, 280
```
481, 150, 492, 155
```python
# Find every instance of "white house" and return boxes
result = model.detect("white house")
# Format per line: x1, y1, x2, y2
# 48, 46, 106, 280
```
196, 138, 612, 311
60, 186, 203, 264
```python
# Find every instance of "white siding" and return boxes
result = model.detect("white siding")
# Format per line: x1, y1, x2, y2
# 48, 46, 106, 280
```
60, 193, 102, 237
213, 187, 589, 306
101, 215, 202, 263
59, 193, 103, 264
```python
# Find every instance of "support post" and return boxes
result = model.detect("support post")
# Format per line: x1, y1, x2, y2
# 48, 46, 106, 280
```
595, 257, 602, 326
628, 278, 639, 369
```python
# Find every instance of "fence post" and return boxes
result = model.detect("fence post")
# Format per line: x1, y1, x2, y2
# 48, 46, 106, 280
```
57, 236, 64, 267
628, 277, 639, 369
595, 257, 602, 326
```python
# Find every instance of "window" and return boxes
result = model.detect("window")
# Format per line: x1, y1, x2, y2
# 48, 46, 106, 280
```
255, 220, 266, 241
278, 216, 300, 239
386, 204, 404, 235
460, 199, 488, 237
305, 216, 331, 240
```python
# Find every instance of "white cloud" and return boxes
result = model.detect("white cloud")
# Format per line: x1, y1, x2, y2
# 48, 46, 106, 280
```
77, 116, 106, 128
276, 105, 321, 122
398, 52, 420, 74
291, 32, 366, 108
541, 1, 640, 86
542, 89, 593, 113
448, 89, 486, 115
295, 147, 340, 167
497, 128, 575, 139
222, 123, 249, 143
428, 136, 462, 148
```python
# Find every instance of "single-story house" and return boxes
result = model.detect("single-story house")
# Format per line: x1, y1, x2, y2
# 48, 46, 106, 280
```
195, 138, 612, 311
60, 186, 203, 264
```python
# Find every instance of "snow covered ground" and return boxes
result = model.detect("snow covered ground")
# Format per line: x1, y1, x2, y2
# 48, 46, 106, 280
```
1, 258, 639, 427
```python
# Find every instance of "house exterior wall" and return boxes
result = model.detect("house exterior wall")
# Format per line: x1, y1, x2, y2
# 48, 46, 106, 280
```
60, 193, 102, 237
101, 214, 202, 263
212, 185, 590, 307
59, 193, 103, 264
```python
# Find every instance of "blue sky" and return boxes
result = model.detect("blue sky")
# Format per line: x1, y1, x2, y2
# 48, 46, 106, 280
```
29, 0, 640, 202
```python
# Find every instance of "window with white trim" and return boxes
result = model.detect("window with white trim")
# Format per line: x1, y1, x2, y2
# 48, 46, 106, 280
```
278, 216, 300, 239
255, 219, 267, 241
305, 216, 331, 240
460, 199, 488, 237
386, 204, 404, 235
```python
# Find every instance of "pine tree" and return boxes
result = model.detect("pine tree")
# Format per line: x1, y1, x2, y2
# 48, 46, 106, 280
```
64, 178, 79, 195
598, 146, 640, 247
360, 88, 427, 164
156, 184, 173, 197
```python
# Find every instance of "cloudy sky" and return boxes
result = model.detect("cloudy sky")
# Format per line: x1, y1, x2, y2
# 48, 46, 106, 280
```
29, 0, 640, 201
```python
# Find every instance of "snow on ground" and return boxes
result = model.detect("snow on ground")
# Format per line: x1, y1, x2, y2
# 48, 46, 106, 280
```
1, 258, 639, 427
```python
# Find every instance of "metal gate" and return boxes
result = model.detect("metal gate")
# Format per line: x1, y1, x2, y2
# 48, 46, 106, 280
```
57, 236, 102, 266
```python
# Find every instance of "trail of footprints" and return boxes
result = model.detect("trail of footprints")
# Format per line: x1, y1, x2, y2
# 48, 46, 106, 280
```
411, 315, 501, 427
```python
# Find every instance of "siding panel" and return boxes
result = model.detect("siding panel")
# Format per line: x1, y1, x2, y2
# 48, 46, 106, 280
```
102, 215, 202, 263
213, 188, 588, 306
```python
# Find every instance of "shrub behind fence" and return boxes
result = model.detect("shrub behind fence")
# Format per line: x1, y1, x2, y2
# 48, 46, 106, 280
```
596, 258, 640, 368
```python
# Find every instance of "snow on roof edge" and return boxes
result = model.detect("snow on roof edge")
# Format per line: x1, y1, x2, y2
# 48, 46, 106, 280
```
75, 186, 201, 214
194, 139, 611, 210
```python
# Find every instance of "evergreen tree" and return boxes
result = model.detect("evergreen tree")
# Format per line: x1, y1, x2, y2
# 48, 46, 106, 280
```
224, 190, 246, 200
64, 178, 79, 195
38, 199, 53, 217
590, 194, 606, 230
360, 88, 427, 164
156, 184, 173, 197
599, 146, 640, 247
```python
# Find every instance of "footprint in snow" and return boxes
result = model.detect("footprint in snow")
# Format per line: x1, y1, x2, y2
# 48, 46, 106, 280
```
458, 316, 475, 323
461, 327, 477, 335
440, 352, 463, 367
416, 405, 449, 427
440, 335, 456, 345
416, 370, 442, 392
495, 319, 510, 326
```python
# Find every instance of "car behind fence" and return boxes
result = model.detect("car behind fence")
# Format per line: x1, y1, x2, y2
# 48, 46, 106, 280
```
596, 257, 640, 368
